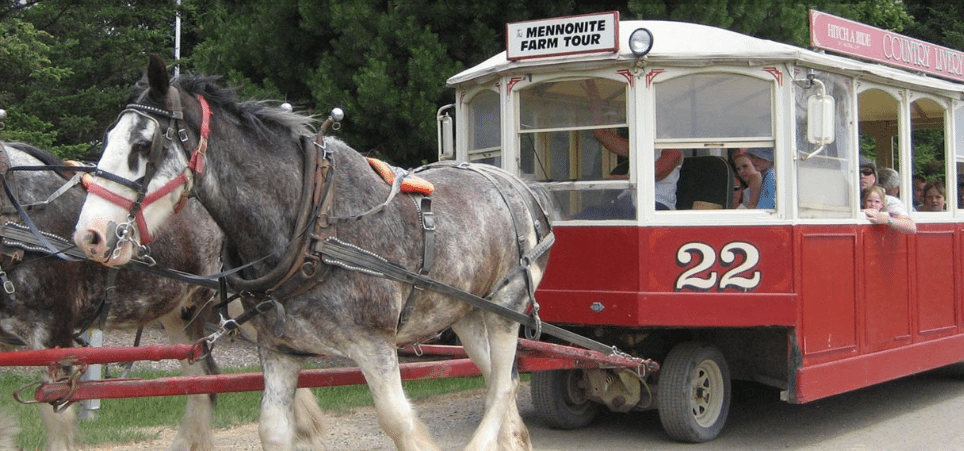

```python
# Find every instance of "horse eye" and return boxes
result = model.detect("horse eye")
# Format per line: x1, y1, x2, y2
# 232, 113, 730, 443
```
133, 140, 151, 155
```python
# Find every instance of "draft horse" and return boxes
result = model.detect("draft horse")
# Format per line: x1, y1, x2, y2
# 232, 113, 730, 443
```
73, 55, 555, 450
0, 142, 324, 451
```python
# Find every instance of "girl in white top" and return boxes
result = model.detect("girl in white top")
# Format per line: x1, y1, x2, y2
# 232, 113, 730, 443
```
732, 152, 762, 209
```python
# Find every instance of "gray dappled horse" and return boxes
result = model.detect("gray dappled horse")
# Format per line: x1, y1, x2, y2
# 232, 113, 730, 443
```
73, 54, 554, 450
0, 142, 324, 451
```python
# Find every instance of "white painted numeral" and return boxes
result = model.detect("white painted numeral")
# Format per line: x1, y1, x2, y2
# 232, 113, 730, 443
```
674, 241, 761, 292
675, 242, 718, 291
719, 242, 761, 291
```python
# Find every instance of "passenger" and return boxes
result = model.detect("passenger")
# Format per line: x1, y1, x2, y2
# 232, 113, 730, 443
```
859, 157, 912, 217
585, 79, 681, 210
653, 148, 683, 210
877, 167, 900, 197
732, 174, 745, 209
959, 181, 964, 209
861, 185, 916, 233
913, 174, 927, 209
918, 181, 947, 212
861, 185, 887, 211
744, 148, 775, 209
732, 152, 762, 208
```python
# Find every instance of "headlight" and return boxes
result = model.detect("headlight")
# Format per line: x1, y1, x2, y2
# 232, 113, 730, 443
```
629, 28, 654, 56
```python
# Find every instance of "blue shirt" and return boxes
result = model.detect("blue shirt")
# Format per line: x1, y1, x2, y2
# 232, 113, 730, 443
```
757, 167, 776, 209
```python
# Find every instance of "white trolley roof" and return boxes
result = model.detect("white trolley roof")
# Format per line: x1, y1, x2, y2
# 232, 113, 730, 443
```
447, 19, 964, 99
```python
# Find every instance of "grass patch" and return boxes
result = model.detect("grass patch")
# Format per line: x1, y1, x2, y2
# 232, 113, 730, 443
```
1, 364, 488, 450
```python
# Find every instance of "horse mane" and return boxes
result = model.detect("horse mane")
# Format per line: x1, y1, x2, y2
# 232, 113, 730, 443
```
132, 73, 318, 145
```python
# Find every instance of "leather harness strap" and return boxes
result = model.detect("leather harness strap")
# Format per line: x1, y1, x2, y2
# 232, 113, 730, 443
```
310, 235, 643, 357
398, 194, 436, 326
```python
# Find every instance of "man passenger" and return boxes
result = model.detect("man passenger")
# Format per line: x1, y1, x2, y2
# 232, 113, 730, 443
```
913, 174, 926, 209
877, 167, 900, 197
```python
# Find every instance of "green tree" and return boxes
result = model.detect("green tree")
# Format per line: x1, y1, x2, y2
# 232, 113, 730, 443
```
625, 0, 912, 47
2, 0, 178, 160
904, 0, 964, 51
0, 17, 69, 148
2, 0, 955, 166
190, 0, 596, 166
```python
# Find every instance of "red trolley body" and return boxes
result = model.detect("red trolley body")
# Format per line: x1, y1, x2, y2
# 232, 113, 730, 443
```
442, 10, 964, 441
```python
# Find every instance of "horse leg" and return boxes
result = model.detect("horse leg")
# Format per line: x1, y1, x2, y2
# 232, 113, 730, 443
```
258, 346, 307, 451
454, 310, 531, 451
225, 301, 326, 449
159, 308, 216, 451
349, 342, 440, 451
0, 410, 19, 451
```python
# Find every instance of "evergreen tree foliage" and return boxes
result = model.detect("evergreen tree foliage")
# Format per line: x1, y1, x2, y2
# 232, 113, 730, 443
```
1, 0, 177, 160
0, 0, 958, 166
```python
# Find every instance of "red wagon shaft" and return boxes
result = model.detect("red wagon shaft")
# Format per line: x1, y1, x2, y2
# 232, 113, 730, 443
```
17, 339, 656, 404
0, 344, 203, 367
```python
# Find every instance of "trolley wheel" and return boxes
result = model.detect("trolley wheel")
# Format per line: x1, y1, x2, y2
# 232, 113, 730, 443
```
530, 369, 601, 429
657, 342, 731, 443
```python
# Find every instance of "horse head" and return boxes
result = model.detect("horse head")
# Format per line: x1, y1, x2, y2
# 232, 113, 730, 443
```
74, 54, 208, 266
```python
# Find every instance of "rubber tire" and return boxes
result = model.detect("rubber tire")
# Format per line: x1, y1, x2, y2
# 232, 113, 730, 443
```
530, 369, 601, 429
657, 342, 731, 443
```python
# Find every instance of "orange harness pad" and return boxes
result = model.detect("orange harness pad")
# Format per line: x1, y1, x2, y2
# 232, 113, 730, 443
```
366, 158, 434, 195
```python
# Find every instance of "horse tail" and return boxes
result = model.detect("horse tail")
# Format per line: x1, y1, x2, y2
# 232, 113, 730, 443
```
293, 387, 327, 449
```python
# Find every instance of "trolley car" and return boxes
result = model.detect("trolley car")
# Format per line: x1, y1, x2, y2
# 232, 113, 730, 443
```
439, 10, 964, 442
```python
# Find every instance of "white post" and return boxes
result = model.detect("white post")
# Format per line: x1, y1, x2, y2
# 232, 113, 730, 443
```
78, 329, 102, 421
174, 0, 182, 77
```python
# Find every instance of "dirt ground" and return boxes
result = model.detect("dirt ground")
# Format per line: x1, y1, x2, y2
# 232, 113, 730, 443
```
77, 386, 497, 451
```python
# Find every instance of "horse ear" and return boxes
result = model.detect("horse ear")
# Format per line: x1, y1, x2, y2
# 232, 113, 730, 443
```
146, 53, 170, 101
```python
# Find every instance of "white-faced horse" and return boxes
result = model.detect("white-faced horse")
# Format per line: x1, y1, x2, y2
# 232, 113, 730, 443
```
0, 142, 324, 451
73, 54, 554, 450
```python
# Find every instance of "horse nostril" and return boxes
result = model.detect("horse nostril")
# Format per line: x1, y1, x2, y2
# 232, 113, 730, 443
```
85, 230, 102, 246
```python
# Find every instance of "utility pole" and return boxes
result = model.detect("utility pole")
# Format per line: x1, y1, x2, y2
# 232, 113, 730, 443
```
174, 0, 181, 77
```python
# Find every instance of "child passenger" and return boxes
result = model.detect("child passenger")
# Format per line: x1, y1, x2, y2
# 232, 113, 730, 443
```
732, 152, 762, 209
861, 185, 916, 234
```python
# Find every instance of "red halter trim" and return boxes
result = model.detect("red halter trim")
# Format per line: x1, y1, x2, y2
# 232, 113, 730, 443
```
188, 95, 210, 176
85, 94, 212, 245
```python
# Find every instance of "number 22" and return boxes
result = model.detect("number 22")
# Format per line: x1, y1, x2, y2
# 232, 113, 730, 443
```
674, 242, 761, 292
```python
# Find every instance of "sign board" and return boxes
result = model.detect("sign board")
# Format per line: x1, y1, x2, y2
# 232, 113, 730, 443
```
506, 11, 619, 61
810, 10, 964, 83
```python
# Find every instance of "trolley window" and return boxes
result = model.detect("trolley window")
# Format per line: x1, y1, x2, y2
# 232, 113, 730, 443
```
653, 72, 774, 211
956, 103, 964, 211
796, 70, 854, 219
654, 73, 773, 148
910, 97, 948, 214
467, 89, 502, 166
519, 77, 632, 220
857, 86, 903, 215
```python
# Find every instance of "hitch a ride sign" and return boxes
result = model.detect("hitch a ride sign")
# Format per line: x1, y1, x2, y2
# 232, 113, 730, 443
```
507, 11, 619, 61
